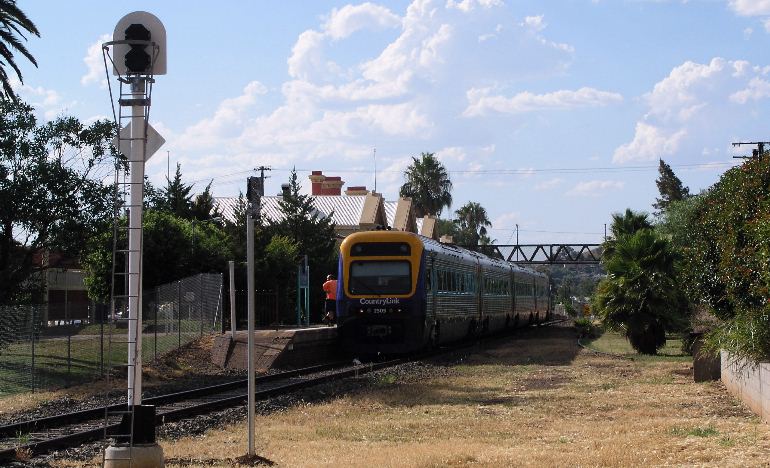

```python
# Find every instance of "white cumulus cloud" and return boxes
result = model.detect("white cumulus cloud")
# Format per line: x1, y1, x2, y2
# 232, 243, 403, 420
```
567, 180, 624, 197
464, 86, 622, 116
168, 0, 582, 193
728, 0, 770, 16
730, 77, 770, 103
81, 34, 111, 88
324, 3, 401, 40
535, 178, 564, 191
614, 57, 770, 163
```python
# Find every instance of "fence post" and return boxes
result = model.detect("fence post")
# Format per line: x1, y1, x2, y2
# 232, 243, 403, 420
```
154, 288, 158, 361
199, 274, 204, 337
229, 262, 236, 336
30, 306, 36, 393
100, 307, 104, 377
67, 327, 71, 388
177, 280, 182, 349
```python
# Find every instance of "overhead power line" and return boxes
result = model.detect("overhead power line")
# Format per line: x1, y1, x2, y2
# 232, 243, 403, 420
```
189, 161, 738, 185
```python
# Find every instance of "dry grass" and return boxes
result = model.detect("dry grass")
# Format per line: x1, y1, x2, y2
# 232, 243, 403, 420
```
60, 327, 770, 467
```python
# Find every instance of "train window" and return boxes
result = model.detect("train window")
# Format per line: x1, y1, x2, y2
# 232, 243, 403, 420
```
351, 242, 411, 256
349, 261, 411, 295
425, 269, 432, 292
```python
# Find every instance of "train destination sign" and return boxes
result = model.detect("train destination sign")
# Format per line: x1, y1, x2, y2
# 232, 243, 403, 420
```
359, 298, 401, 306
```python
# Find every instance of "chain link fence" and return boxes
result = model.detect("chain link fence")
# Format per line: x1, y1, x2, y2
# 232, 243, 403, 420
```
0, 273, 223, 395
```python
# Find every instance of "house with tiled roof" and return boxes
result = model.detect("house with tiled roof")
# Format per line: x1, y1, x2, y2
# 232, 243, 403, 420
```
214, 171, 436, 239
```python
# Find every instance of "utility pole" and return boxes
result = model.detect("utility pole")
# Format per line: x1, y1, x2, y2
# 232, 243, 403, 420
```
732, 141, 770, 160
373, 147, 377, 193
255, 165, 271, 187
245, 176, 261, 457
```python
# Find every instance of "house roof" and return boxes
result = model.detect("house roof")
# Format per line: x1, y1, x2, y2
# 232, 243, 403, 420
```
214, 195, 422, 231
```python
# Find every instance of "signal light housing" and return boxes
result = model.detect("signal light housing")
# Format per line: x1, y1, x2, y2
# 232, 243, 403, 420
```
124, 24, 152, 73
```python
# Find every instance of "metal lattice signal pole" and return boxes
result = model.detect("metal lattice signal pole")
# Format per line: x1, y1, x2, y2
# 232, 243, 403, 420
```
102, 11, 167, 467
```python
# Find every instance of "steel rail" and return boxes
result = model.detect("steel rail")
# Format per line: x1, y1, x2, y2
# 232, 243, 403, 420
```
0, 360, 353, 460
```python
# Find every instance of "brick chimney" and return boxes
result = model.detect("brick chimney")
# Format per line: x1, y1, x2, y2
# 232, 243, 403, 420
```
344, 186, 368, 196
308, 171, 344, 196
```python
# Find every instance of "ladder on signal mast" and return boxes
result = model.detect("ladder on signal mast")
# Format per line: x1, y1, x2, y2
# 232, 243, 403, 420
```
101, 72, 157, 468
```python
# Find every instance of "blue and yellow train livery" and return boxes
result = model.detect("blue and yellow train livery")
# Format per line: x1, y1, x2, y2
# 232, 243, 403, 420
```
337, 230, 550, 354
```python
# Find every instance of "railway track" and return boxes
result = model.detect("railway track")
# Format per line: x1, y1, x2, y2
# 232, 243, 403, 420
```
0, 359, 403, 461
0, 318, 570, 462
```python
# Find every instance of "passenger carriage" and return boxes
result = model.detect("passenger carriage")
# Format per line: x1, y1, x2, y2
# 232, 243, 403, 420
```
337, 230, 549, 354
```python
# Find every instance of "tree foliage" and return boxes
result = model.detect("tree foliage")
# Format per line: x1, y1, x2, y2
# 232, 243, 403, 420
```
157, 163, 194, 218
653, 159, 690, 217
593, 210, 684, 354
0, 0, 39, 101
453, 201, 491, 249
269, 169, 337, 321
83, 210, 230, 302
659, 155, 770, 361
399, 152, 453, 217
191, 180, 221, 221
0, 98, 116, 304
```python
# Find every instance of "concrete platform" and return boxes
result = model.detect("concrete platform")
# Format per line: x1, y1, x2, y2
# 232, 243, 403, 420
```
212, 326, 340, 372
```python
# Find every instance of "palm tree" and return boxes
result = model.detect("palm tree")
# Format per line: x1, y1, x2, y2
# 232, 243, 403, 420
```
399, 152, 453, 217
0, 0, 40, 101
453, 201, 491, 249
603, 208, 652, 259
593, 228, 680, 354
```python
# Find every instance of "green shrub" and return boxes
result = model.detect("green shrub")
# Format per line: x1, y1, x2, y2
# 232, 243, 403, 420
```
574, 317, 595, 338
661, 155, 770, 362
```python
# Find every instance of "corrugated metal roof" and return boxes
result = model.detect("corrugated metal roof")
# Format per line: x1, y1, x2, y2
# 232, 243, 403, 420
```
214, 195, 424, 231
215, 195, 366, 227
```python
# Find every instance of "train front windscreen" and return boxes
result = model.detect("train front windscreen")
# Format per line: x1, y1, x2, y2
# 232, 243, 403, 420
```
349, 260, 411, 295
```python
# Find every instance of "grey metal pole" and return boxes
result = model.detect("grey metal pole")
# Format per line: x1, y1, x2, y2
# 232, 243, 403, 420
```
246, 215, 256, 456
30, 306, 36, 392
229, 260, 236, 336
177, 281, 181, 349
127, 77, 145, 406
154, 289, 158, 361
100, 309, 104, 376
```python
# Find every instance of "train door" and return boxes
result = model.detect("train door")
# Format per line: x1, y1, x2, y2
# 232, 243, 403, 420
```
427, 255, 437, 322
476, 262, 483, 331
424, 254, 439, 345
509, 268, 516, 327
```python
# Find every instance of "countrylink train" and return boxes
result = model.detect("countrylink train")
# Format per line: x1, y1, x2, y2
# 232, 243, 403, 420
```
337, 230, 550, 354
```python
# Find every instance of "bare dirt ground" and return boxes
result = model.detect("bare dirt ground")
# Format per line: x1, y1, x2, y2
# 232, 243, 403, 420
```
57, 326, 770, 467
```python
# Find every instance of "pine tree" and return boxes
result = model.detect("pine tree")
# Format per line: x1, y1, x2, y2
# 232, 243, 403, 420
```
271, 169, 337, 322
160, 163, 194, 218
653, 159, 690, 216
191, 180, 221, 220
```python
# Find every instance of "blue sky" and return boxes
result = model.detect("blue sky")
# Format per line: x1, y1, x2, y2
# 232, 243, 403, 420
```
12, 0, 770, 244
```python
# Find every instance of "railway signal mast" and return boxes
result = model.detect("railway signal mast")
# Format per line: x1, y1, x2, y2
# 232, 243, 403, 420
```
102, 11, 166, 468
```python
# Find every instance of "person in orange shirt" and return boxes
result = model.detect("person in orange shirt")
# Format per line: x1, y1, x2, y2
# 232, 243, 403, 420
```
322, 274, 338, 325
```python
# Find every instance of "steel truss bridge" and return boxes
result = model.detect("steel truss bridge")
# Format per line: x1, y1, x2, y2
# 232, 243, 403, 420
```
478, 244, 603, 265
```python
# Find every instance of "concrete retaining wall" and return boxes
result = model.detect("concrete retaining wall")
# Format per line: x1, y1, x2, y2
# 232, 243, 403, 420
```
720, 351, 770, 423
